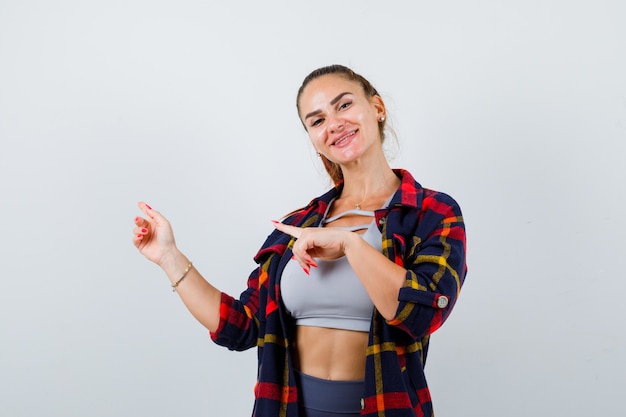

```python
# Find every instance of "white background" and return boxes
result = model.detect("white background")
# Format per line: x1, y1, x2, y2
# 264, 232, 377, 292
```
1, 1, 625, 416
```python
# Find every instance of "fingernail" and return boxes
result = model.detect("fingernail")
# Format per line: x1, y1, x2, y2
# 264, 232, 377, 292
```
141, 228, 148, 233
137, 234, 142, 238
303, 267, 310, 276
134, 217, 140, 222
271, 220, 280, 224
309, 260, 318, 268
145, 203, 152, 210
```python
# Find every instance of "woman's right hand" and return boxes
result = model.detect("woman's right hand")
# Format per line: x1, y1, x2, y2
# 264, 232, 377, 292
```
132, 202, 178, 266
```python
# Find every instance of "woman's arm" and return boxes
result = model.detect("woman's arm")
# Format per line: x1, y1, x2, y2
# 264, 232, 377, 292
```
385, 193, 467, 338
272, 221, 405, 321
133, 202, 221, 332
272, 191, 467, 335
343, 234, 406, 320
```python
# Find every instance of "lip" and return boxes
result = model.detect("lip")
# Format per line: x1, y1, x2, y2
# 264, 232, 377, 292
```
330, 129, 358, 147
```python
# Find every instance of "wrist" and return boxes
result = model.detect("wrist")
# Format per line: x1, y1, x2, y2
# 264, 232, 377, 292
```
342, 231, 362, 257
158, 249, 187, 275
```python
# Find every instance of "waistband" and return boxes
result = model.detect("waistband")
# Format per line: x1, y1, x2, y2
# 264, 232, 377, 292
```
295, 371, 364, 414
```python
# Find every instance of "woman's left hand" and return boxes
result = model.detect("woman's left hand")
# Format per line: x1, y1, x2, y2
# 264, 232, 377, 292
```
274, 220, 406, 320
272, 221, 357, 274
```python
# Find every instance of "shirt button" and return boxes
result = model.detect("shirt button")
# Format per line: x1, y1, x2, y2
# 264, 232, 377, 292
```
361, 398, 365, 410
437, 296, 449, 309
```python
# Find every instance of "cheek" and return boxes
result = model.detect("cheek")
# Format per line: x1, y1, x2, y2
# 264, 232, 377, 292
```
356, 112, 372, 128
308, 131, 325, 148
359, 113, 380, 138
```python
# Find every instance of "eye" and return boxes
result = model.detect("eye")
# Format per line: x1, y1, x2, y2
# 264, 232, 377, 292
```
338, 100, 352, 110
310, 118, 324, 127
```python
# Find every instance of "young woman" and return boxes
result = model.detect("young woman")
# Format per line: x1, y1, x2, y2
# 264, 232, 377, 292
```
132, 64, 467, 417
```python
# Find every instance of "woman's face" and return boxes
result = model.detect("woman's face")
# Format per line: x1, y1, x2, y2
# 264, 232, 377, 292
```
298, 74, 385, 167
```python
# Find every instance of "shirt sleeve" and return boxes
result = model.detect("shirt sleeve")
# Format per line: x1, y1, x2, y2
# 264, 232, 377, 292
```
208, 210, 310, 352
386, 191, 467, 339
209, 253, 277, 351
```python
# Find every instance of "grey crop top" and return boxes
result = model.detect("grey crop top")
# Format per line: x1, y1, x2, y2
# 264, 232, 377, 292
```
280, 202, 386, 332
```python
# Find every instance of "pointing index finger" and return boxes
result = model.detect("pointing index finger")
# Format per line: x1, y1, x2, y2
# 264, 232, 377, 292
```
272, 220, 302, 238
138, 201, 155, 219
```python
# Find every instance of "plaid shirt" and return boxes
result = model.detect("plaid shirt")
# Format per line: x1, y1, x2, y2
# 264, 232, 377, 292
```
211, 169, 467, 417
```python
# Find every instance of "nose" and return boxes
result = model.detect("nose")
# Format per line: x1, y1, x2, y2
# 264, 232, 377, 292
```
328, 115, 345, 133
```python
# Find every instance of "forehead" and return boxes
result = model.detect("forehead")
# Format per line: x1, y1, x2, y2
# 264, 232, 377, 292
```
299, 74, 365, 108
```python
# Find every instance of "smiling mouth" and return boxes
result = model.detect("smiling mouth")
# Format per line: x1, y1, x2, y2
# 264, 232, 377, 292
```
332, 130, 357, 146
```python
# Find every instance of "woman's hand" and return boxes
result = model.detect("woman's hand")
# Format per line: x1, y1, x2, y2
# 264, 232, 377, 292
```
272, 221, 358, 274
133, 202, 178, 266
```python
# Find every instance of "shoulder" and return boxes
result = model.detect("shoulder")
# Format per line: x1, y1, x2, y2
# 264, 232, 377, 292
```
421, 188, 463, 217
254, 186, 341, 262
394, 168, 459, 201
281, 185, 340, 226
391, 169, 464, 220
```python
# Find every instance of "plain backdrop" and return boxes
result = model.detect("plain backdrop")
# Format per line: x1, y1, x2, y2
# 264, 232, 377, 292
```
1, 1, 625, 416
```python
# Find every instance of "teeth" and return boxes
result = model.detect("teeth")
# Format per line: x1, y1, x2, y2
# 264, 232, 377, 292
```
333, 131, 354, 146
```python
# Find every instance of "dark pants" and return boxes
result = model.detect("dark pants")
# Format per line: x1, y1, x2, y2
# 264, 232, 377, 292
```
296, 371, 364, 417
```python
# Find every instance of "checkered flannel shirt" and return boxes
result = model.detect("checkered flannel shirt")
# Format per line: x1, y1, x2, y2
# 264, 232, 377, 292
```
211, 169, 467, 417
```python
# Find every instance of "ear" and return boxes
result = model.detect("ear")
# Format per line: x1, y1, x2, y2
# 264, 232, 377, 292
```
370, 95, 386, 120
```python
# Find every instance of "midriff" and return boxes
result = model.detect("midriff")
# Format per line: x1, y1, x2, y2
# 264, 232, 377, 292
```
293, 325, 368, 381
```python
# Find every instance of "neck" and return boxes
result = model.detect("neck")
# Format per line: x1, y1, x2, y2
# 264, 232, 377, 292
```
340, 162, 399, 209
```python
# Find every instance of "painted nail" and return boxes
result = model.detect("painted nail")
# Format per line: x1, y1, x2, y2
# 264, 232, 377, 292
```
137, 234, 142, 238
141, 228, 148, 233
302, 267, 310, 276
145, 203, 152, 210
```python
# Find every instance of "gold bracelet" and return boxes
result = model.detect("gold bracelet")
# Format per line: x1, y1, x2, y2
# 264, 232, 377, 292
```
172, 261, 193, 292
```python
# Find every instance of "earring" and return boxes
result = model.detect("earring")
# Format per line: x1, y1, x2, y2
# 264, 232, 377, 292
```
379, 116, 386, 122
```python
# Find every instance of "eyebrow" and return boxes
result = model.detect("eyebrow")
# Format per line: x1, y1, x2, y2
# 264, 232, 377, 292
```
303, 91, 352, 120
